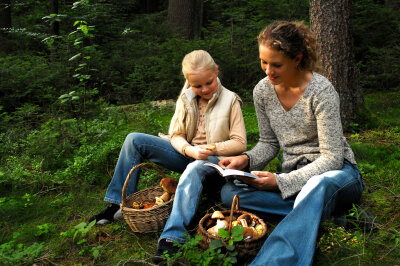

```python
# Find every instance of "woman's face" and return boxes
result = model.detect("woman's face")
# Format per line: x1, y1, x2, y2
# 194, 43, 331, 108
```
187, 67, 219, 100
259, 45, 301, 86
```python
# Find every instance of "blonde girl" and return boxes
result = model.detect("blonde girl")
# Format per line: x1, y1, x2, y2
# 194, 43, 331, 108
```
89, 50, 246, 258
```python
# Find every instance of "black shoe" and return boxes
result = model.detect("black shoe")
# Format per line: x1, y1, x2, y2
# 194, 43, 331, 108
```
153, 238, 180, 264
89, 203, 122, 225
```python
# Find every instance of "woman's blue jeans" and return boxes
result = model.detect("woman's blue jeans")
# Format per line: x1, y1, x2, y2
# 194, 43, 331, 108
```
104, 132, 220, 242
221, 160, 363, 266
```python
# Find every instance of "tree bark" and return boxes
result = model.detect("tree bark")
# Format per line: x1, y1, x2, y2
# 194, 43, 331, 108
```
310, 0, 364, 130
0, 0, 11, 31
167, 0, 202, 39
50, 0, 59, 35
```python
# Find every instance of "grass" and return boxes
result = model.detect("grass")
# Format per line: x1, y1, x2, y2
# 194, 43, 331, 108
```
1, 91, 400, 265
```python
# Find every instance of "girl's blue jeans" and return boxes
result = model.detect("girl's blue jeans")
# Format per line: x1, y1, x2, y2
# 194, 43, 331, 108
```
221, 160, 363, 266
104, 132, 220, 242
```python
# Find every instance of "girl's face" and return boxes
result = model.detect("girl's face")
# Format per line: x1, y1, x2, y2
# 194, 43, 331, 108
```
187, 67, 219, 101
259, 45, 301, 86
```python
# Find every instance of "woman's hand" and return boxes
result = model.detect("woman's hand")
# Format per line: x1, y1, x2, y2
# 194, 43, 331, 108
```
185, 145, 214, 160
218, 155, 248, 170
236, 171, 278, 191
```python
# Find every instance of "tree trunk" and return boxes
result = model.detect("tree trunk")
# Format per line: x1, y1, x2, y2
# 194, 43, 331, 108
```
0, 0, 11, 31
50, 0, 59, 35
167, 0, 202, 39
310, 0, 363, 130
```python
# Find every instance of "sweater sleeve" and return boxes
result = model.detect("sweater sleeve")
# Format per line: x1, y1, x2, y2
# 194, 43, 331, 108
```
214, 99, 247, 156
275, 85, 345, 199
246, 84, 280, 170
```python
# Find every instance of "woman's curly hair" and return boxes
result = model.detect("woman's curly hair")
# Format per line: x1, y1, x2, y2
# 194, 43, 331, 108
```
258, 21, 321, 72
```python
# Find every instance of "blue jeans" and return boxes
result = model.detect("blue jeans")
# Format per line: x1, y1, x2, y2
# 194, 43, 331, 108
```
159, 156, 220, 243
104, 132, 221, 243
220, 160, 363, 266
105, 132, 191, 204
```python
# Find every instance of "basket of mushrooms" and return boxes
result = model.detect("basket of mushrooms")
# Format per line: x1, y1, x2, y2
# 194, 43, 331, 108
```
120, 163, 178, 233
197, 195, 268, 258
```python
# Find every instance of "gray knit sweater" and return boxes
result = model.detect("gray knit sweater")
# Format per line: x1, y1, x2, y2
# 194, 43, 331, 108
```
247, 72, 357, 199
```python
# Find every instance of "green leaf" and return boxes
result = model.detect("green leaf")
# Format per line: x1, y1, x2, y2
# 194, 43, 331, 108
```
231, 226, 244, 242
69, 53, 82, 61
226, 244, 235, 251
209, 239, 224, 249
77, 239, 87, 245
218, 228, 230, 239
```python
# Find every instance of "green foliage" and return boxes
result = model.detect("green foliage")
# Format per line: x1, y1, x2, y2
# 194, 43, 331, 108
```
60, 220, 103, 259
352, 0, 400, 92
0, 0, 400, 265
0, 55, 69, 113
317, 226, 364, 254
0, 240, 44, 264
165, 227, 244, 266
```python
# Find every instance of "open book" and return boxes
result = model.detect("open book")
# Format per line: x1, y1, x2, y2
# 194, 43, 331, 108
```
204, 162, 259, 181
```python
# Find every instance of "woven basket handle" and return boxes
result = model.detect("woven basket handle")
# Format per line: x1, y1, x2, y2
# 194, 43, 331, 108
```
228, 194, 240, 234
121, 162, 166, 208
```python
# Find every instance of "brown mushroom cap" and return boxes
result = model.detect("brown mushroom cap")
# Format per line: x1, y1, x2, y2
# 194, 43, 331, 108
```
243, 227, 257, 239
237, 213, 252, 225
211, 210, 225, 219
160, 178, 178, 194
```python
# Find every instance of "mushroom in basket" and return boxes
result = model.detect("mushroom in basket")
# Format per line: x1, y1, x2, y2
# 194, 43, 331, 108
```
206, 210, 265, 240
155, 177, 178, 205
131, 177, 178, 209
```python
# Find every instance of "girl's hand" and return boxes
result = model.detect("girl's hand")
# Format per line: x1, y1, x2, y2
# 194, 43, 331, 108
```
236, 171, 278, 191
185, 145, 214, 160
218, 155, 248, 170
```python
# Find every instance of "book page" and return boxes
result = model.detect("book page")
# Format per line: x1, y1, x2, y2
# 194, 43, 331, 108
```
204, 162, 259, 179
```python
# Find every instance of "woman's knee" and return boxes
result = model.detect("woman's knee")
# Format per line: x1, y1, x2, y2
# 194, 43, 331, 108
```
220, 183, 237, 208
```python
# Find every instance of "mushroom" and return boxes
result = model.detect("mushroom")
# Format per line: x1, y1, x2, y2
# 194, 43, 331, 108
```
207, 219, 228, 237
160, 178, 178, 194
207, 226, 218, 236
211, 211, 224, 219
160, 191, 171, 202
243, 227, 258, 240
255, 224, 264, 236
155, 196, 164, 205
239, 218, 248, 228
237, 213, 252, 225
143, 203, 155, 209
132, 201, 140, 209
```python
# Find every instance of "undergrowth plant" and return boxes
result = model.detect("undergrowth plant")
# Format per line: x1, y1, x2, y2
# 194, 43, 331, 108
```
60, 220, 103, 259
165, 226, 245, 266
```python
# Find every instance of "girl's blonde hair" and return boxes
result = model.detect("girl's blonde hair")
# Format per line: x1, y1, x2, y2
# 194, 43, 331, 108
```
258, 21, 321, 72
169, 50, 218, 137
181, 50, 218, 80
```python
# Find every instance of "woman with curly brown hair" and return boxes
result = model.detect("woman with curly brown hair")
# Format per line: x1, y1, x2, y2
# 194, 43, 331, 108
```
219, 21, 364, 265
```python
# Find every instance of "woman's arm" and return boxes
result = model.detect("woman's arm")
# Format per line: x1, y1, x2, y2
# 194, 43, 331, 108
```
246, 83, 280, 170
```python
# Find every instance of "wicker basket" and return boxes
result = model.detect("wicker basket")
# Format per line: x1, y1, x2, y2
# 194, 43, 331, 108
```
120, 163, 173, 233
197, 195, 268, 258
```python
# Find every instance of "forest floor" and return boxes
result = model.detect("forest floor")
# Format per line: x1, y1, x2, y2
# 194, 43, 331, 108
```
1, 91, 399, 265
